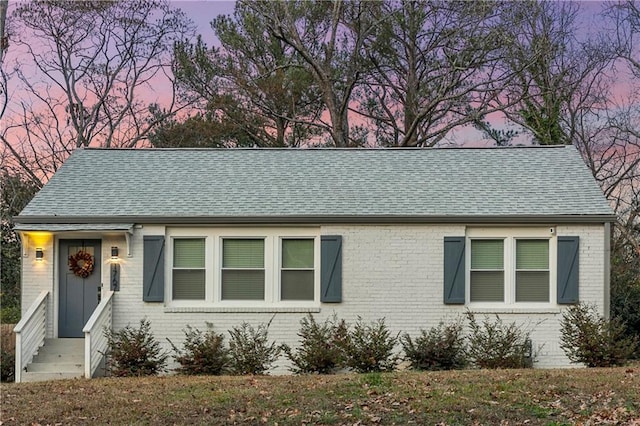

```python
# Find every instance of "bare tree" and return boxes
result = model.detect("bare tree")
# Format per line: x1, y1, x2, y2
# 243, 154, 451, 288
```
592, 1, 640, 257
611, 0, 640, 78
356, 0, 516, 147
245, 0, 382, 147
0, 0, 8, 121
495, 2, 616, 146
1, 0, 194, 184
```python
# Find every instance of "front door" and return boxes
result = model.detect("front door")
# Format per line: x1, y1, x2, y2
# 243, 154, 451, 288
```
59, 240, 101, 338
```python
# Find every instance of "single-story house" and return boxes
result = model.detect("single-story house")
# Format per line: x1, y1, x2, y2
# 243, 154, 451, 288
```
13, 146, 615, 381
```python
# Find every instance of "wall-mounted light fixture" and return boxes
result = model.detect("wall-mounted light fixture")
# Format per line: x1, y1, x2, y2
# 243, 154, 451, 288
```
110, 246, 120, 291
35, 248, 44, 261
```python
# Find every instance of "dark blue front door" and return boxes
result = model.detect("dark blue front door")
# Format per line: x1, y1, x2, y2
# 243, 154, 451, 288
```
59, 240, 101, 338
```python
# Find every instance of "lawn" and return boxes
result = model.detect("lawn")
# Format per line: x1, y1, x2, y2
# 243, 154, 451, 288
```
1, 368, 638, 425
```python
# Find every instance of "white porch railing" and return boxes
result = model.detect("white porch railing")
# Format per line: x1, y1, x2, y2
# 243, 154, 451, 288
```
13, 290, 49, 383
83, 290, 114, 378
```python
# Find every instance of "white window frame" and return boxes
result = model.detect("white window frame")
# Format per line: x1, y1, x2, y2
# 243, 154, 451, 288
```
279, 237, 317, 302
220, 237, 267, 302
166, 227, 320, 308
466, 228, 557, 307
171, 236, 208, 301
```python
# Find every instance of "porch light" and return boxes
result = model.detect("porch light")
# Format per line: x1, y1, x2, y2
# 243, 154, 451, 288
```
110, 246, 120, 291
35, 248, 44, 261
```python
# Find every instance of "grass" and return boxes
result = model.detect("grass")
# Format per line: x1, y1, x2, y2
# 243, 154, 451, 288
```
1, 368, 639, 425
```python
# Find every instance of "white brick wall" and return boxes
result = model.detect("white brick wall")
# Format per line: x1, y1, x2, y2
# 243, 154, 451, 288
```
20, 234, 55, 337
21, 223, 607, 371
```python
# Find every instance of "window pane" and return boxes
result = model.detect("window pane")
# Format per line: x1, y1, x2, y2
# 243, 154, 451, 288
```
471, 240, 504, 269
282, 239, 314, 269
221, 270, 264, 300
470, 271, 504, 302
281, 270, 314, 300
223, 239, 264, 268
516, 271, 549, 302
173, 270, 205, 299
174, 239, 205, 268
516, 240, 549, 269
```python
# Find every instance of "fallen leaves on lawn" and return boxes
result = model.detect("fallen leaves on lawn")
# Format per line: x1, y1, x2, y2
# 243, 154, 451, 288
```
1, 369, 639, 425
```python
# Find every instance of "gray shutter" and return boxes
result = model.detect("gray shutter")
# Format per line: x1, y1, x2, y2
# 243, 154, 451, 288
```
444, 237, 465, 304
557, 236, 579, 304
321, 235, 342, 303
143, 236, 165, 302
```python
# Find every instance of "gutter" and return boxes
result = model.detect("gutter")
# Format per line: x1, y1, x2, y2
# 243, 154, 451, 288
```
13, 214, 618, 225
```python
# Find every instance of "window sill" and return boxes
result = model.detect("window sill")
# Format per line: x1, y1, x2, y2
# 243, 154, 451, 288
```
164, 306, 321, 314
467, 307, 562, 314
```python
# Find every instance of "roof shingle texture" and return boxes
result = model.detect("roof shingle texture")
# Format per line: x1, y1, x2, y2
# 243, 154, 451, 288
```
18, 146, 614, 220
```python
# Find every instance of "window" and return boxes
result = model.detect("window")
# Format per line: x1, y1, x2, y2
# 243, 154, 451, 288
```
281, 239, 314, 301
467, 229, 554, 305
222, 239, 265, 300
515, 239, 549, 302
470, 239, 504, 302
167, 228, 319, 306
172, 238, 205, 300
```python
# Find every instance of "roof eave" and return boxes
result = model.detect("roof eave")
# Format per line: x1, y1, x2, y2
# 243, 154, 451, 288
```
13, 214, 618, 225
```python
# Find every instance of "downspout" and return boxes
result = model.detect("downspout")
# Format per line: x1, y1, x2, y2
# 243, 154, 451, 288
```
17, 231, 27, 316
603, 222, 611, 319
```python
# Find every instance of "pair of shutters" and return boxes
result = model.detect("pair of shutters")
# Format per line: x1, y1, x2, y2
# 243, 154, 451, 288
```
143, 235, 343, 303
444, 236, 580, 304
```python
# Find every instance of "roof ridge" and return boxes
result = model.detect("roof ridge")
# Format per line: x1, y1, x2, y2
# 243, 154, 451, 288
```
82, 145, 570, 152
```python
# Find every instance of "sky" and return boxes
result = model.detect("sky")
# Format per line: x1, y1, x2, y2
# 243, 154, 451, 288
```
173, 0, 235, 44
2, 0, 633, 149
164, 0, 631, 146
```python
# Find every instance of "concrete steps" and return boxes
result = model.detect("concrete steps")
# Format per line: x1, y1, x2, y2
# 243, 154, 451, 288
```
22, 338, 85, 383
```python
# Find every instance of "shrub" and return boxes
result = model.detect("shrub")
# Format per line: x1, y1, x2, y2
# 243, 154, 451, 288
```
340, 317, 399, 373
228, 320, 280, 375
168, 325, 229, 375
0, 305, 21, 325
611, 252, 640, 359
466, 312, 533, 369
281, 314, 347, 374
103, 318, 168, 377
401, 320, 467, 371
1, 324, 16, 382
560, 303, 638, 367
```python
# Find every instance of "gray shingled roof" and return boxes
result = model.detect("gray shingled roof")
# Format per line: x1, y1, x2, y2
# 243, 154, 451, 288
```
15, 146, 614, 224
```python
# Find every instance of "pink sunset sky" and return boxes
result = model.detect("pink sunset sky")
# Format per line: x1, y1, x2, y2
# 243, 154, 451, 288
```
2, 0, 635, 149
170, 0, 633, 146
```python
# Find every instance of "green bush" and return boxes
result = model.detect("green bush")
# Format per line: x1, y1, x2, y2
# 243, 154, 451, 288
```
611, 250, 640, 358
169, 325, 229, 375
0, 305, 20, 325
228, 320, 280, 375
560, 303, 638, 367
466, 312, 534, 369
340, 317, 399, 373
1, 324, 15, 382
103, 319, 168, 377
281, 314, 347, 374
401, 320, 467, 371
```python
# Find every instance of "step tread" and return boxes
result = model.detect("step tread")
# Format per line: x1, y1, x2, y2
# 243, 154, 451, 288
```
32, 352, 84, 361
21, 372, 84, 383
43, 338, 85, 348
28, 362, 84, 372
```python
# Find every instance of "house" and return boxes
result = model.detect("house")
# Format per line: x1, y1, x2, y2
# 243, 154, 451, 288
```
13, 146, 615, 381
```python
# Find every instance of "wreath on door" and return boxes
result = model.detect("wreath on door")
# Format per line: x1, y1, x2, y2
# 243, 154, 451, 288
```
68, 250, 94, 278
